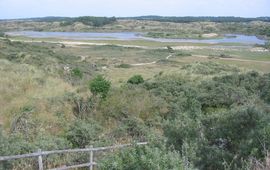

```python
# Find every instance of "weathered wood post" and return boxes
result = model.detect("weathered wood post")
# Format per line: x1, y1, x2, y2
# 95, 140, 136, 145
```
38, 149, 43, 170
89, 145, 93, 170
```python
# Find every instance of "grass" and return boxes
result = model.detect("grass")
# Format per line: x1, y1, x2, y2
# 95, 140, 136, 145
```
0, 59, 75, 132
1, 34, 269, 131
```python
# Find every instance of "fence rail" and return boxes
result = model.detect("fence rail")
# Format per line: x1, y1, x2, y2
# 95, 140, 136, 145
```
0, 142, 147, 170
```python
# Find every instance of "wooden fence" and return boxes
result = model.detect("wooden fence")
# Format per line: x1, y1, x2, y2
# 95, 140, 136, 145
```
0, 142, 148, 170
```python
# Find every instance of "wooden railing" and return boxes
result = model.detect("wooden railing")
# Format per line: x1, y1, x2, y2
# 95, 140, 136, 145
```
0, 142, 148, 170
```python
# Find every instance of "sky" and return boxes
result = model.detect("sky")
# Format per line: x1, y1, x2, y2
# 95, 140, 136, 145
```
0, 0, 270, 19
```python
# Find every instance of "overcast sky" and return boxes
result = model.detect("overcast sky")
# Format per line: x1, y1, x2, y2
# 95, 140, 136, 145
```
0, 0, 269, 19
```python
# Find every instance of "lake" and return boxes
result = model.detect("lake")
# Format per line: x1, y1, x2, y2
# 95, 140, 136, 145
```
6, 31, 266, 45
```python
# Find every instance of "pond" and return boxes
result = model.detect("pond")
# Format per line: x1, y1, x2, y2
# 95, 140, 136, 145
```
6, 31, 266, 45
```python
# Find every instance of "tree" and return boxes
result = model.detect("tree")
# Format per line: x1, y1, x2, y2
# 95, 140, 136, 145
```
89, 75, 111, 98
127, 75, 144, 85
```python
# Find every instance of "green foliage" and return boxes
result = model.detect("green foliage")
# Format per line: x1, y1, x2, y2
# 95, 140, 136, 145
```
99, 86, 166, 122
259, 73, 270, 103
129, 16, 270, 23
109, 117, 149, 140
127, 75, 144, 85
0, 130, 70, 169
116, 63, 132, 68
76, 16, 116, 27
265, 41, 270, 49
176, 51, 192, 57
66, 119, 103, 148
145, 70, 270, 169
99, 144, 190, 170
166, 46, 174, 52
182, 62, 240, 75
89, 75, 111, 98
71, 68, 83, 79
197, 106, 270, 169
0, 32, 5, 37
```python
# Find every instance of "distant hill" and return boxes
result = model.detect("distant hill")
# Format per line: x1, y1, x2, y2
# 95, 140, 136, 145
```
0, 16, 117, 27
120, 16, 270, 23
1, 16, 270, 23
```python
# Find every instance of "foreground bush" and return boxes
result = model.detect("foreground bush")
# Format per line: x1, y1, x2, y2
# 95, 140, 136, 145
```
99, 145, 192, 170
66, 119, 103, 148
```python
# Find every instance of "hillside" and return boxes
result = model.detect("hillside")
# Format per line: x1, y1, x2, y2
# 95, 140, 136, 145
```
0, 12, 270, 169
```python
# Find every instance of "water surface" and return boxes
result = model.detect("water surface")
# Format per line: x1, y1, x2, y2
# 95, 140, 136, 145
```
7, 31, 266, 45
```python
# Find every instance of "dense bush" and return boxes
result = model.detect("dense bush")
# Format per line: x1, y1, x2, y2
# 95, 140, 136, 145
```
259, 73, 270, 103
196, 105, 270, 169
144, 68, 270, 169
116, 63, 132, 68
66, 119, 103, 148
127, 75, 144, 85
71, 67, 83, 79
99, 144, 191, 170
89, 75, 111, 98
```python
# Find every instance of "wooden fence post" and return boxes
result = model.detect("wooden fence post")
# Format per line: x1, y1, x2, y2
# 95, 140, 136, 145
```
89, 145, 93, 170
38, 149, 43, 170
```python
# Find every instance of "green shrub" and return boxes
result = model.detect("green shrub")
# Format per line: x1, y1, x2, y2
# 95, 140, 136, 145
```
176, 51, 192, 57
265, 41, 270, 49
89, 75, 111, 98
66, 119, 102, 148
116, 63, 132, 68
99, 144, 190, 170
127, 75, 144, 85
0, 32, 5, 37
71, 68, 83, 79
259, 73, 270, 103
196, 106, 270, 169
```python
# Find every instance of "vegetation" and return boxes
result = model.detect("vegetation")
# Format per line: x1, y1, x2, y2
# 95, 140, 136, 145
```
59, 16, 117, 27
71, 68, 83, 79
124, 16, 270, 23
99, 144, 190, 170
127, 75, 144, 84
0, 18, 270, 170
116, 63, 132, 68
89, 75, 111, 98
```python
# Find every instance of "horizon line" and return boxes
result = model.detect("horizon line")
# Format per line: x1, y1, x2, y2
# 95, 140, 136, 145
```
1, 15, 270, 20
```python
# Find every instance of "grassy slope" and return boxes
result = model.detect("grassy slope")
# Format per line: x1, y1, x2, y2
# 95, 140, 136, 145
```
0, 59, 75, 133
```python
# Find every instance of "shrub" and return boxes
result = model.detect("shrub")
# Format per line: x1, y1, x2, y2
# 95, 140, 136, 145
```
116, 63, 132, 68
176, 51, 192, 57
0, 32, 5, 37
265, 41, 270, 49
66, 119, 102, 148
127, 75, 144, 85
99, 144, 190, 170
166, 46, 174, 53
196, 106, 270, 169
259, 73, 270, 103
71, 68, 83, 79
89, 75, 111, 98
